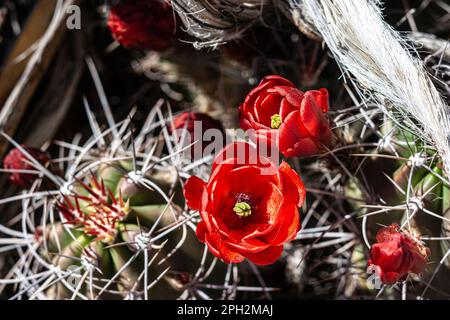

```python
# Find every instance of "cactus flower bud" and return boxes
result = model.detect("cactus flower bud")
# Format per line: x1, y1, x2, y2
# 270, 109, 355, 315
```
368, 224, 430, 285
107, 0, 175, 51
3, 145, 49, 189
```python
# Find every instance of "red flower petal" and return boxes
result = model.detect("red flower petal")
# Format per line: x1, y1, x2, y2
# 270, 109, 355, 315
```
243, 245, 284, 266
300, 93, 324, 137
260, 202, 300, 246
212, 142, 276, 173
282, 138, 319, 158
196, 221, 207, 242
107, 0, 175, 51
376, 224, 403, 243
204, 231, 245, 264
370, 241, 404, 272
380, 271, 402, 285
280, 96, 298, 121
267, 85, 299, 97
250, 129, 279, 156
254, 94, 283, 127
243, 81, 274, 110
261, 75, 295, 87
409, 250, 428, 274
278, 111, 321, 157
284, 88, 304, 109
224, 237, 272, 254
184, 176, 207, 211
278, 110, 301, 144
307, 88, 330, 113
278, 161, 306, 207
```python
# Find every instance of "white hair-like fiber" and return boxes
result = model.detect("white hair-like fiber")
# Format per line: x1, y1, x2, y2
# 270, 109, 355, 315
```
289, 0, 450, 175
171, 0, 269, 48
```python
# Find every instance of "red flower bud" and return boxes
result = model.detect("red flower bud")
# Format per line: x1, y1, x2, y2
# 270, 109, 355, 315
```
368, 224, 430, 285
239, 75, 335, 158
184, 142, 305, 265
107, 0, 175, 51
170, 112, 225, 159
3, 145, 49, 189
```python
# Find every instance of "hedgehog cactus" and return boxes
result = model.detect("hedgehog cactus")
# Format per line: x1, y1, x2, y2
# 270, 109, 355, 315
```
339, 118, 450, 295
354, 123, 450, 289
389, 129, 450, 275
386, 126, 449, 234
36, 160, 203, 299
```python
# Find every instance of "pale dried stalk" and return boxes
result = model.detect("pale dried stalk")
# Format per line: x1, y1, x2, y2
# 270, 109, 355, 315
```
0, 0, 74, 128
170, 0, 270, 48
289, 0, 450, 176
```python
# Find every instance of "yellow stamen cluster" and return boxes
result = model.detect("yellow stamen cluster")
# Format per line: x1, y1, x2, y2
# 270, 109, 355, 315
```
233, 201, 252, 217
271, 114, 282, 129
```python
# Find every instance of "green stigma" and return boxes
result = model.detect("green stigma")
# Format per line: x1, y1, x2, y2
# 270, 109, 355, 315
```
233, 202, 252, 217
270, 114, 282, 129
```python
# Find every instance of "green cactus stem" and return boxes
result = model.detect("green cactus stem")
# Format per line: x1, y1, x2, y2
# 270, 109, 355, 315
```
42, 160, 203, 299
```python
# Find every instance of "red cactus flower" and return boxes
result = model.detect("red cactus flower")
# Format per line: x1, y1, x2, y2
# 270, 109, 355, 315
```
107, 0, 175, 51
184, 142, 305, 265
3, 145, 49, 189
368, 224, 430, 285
170, 112, 225, 159
239, 75, 335, 158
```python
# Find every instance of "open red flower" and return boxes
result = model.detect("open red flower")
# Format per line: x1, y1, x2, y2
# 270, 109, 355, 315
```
107, 0, 175, 51
169, 112, 225, 159
368, 224, 430, 285
3, 145, 49, 189
184, 142, 305, 265
239, 75, 335, 158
